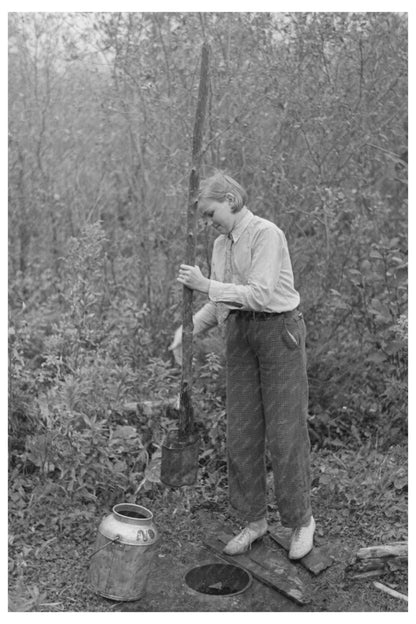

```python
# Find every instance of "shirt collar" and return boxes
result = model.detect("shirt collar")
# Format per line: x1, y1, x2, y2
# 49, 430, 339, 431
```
229, 208, 254, 243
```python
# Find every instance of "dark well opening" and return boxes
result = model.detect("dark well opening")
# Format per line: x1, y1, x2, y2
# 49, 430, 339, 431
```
185, 563, 252, 596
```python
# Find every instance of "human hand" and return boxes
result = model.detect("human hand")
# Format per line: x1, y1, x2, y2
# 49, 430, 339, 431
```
177, 264, 210, 293
168, 326, 183, 366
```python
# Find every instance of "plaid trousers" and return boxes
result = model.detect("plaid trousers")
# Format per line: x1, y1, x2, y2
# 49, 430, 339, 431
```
225, 309, 312, 528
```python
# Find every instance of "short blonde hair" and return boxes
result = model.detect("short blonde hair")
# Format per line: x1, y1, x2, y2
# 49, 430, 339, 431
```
198, 172, 248, 212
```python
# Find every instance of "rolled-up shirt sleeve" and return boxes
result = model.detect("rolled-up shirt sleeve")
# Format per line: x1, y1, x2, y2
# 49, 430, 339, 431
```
193, 301, 218, 334
208, 227, 283, 311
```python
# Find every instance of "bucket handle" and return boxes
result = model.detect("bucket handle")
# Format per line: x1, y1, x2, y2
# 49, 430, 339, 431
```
89, 535, 121, 559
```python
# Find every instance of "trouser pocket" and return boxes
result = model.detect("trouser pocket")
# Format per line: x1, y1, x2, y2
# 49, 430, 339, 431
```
282, 310, 304, 350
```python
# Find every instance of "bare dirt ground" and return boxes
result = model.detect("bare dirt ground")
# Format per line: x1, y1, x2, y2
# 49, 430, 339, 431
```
9, 446, 408, 612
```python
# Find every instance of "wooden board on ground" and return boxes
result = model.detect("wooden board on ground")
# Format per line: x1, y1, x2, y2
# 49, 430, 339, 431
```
268, 526, 334, 575
203, 532, 310, 606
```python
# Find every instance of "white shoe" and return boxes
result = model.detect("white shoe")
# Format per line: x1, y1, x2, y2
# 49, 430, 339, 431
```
288, 516, 315, 559
223, 522, 268, 555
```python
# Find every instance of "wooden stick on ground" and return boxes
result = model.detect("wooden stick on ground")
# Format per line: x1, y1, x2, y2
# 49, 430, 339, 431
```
357, 542, 408, 560
373, 581, 408, 603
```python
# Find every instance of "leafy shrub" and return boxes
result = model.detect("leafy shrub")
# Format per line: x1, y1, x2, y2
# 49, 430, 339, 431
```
306, 207, 407, 449
9, 223, 158, 508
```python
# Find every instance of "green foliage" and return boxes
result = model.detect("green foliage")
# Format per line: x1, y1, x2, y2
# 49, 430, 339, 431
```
193, 352, 228, 489
307, 217, 407, 448
8, 13, 407, 559
9, 223, 158, 510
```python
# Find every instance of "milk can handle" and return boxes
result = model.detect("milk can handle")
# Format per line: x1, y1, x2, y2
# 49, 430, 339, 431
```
89, 535, 121, 559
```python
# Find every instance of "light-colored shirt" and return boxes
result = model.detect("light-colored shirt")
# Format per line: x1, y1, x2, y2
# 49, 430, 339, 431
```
193, 209, 300, 335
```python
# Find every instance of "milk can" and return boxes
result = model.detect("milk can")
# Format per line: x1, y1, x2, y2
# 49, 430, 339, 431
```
88, 503, 159, 601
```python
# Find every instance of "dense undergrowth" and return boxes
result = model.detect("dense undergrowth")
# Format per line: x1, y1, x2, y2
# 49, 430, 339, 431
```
9, 215, 407, 511
9, 215, 407, 502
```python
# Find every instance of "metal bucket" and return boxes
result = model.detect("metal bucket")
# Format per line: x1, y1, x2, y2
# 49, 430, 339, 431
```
88, 503, 159, 601
160, 428, 199, 487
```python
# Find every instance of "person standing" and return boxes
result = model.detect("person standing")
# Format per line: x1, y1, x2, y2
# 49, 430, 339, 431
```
169, 172, 314, 559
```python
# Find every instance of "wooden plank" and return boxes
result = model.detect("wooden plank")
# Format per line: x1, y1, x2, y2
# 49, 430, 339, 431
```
216, 531, 301, 585
268, 526, 333, 575
203, 533, 310, 606
248, 541, 308, 599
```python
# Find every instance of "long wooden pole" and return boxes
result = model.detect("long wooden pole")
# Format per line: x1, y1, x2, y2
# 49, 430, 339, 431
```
179, 41, 210, 440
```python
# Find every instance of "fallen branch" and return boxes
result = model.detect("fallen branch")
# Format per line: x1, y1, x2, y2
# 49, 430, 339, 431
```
373, 581, 408, 603
366, 142, 408, 166
347, 542, 408, 579
351, 555, 407, 573
356, 542, 407, 560
123, 398, 178, 415
350, 570, 385, 580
